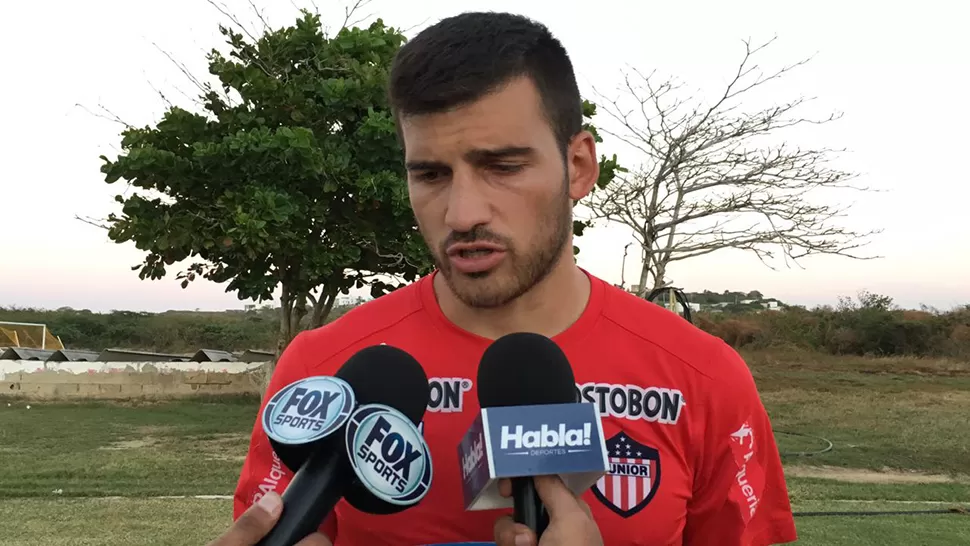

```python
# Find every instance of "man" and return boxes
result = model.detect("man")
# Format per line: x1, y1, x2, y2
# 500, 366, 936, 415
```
232, 11, 797, 546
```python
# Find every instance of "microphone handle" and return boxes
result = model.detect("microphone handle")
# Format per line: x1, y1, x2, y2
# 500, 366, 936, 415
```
256, 445, 353, 546
512, 477, 549, 538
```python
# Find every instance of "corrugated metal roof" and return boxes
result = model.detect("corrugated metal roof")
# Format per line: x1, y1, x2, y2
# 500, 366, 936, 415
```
46, 349, 101, 362
96, 349, 192, 362
192, 349, 237, 362
0, 347, 56, 360
0, 346, 274, 363
238, 349, 275, 363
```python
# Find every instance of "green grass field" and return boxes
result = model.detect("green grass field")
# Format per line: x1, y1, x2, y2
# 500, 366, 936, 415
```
1, 349, 968, 545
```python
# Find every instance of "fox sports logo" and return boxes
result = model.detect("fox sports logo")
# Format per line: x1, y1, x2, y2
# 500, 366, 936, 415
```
262, 376, 356, 445
346, 404, 433, 505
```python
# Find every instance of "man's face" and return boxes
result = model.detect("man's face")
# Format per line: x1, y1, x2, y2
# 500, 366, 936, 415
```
401, 77, 595, 308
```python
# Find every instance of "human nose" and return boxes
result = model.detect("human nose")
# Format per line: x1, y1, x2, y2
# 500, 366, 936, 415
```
444, 170, 491, 233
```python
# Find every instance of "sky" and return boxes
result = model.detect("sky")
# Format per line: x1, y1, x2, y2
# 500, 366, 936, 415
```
1, 0, 967, 313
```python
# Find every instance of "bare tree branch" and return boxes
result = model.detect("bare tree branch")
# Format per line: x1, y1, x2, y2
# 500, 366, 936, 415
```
588, 38, 881, 295
149, 41, 214, 106
342, 0, 375, 30
143, 74, 174, 110
75, 215, 110, 230
367, 237, 424, 270
74, 103, 134, 129
246, 0, 272, 33
205, 0, 260, 44
400, 17, 431, 35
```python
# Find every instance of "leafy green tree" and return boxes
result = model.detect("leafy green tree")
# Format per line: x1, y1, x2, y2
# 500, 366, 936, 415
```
96, 10, 619, 356
99, 12, 431, 354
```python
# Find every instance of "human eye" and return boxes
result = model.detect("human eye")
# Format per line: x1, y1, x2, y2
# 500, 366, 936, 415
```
488, 163, 525, 175
411, 170, 445, 183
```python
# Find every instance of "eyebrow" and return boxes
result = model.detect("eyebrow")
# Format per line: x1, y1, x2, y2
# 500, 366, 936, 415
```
404, 159, 449, 171
465, 146, 535, 163
405, 146, 536, 171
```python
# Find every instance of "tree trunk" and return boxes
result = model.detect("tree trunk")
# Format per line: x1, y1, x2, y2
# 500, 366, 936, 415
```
636, 245, 655, 297
636, 260, 651, 297
652, 258, 668, 291
265, 284, 338, 392
260, 283, 298, 400
278, 284, 294, 359
293, 293, 309, 332
310, 285, 339, 328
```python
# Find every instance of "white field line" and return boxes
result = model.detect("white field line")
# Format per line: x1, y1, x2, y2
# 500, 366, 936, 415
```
49, 496, 970, 505
813, 499, 969, 505
79, 495, 234, 500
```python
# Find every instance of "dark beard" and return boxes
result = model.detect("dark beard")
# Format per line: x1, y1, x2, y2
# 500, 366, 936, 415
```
431, 178, 573, 309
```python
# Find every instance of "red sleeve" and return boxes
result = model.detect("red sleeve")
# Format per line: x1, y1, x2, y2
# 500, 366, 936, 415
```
683, 343, 797, 546
232, 331, 338, 541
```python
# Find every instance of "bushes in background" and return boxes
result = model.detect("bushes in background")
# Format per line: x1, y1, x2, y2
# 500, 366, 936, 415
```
2, 291, 968, 358
0, 305, 355, 353
695, 293, 970, 358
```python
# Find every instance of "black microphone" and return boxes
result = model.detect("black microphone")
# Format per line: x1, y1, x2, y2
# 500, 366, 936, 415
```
257, 344, 431, 546
476, 332, 578, 539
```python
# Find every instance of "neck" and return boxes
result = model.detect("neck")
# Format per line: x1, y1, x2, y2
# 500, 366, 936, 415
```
434, 249, 591, 340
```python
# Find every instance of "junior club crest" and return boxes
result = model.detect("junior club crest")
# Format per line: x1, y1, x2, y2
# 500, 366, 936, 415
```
591, 432, 661, 518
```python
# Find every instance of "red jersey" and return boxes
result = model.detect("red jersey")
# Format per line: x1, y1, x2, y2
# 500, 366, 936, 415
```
234, 271, 797, 545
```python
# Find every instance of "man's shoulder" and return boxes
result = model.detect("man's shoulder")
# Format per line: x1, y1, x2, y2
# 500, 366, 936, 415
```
294, 278, 427, 368
598, 281, 747, 384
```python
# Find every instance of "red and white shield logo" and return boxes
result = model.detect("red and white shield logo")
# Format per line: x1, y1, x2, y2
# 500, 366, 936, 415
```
591, 432, 661, 518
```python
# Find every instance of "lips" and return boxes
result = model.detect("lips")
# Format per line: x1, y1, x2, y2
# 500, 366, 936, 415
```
446, 242, 505, 257
445, 242, 507, 274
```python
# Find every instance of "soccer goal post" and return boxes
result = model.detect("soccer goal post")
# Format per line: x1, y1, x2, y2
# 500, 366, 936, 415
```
0, 321, 60, 350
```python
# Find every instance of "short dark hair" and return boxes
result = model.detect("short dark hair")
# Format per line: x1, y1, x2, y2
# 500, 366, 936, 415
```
388, 12, 583, 154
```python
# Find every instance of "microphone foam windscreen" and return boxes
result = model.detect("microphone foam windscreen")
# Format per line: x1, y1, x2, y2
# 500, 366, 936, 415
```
335, 344, 430, 424
477, 332, 576, 408
336, 344, 432, 516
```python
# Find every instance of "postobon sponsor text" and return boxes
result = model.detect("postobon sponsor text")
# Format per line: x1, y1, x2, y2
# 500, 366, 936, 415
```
577, 382, 686, 424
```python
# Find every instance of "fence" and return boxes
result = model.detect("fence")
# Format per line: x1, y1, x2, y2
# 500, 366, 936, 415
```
0, 360, 267, 399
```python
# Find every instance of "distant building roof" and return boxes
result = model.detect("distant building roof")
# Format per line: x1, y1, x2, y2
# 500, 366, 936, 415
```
238, 349, 275, 363
46, 349, 101, 362
0, 347, 55, 360
0, 346, 273, 363
192, 349, 237, 362
96, 349, 192, 362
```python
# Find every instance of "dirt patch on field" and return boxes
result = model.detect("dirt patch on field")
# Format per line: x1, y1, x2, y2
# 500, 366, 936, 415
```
100, 438, 158, 450
135, 425, 175, 435
938, 391, 970, 403
99, 426, 173, 450
786, 465, 970, 484
205, 453, 247, 462
194, 432, 249, 462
